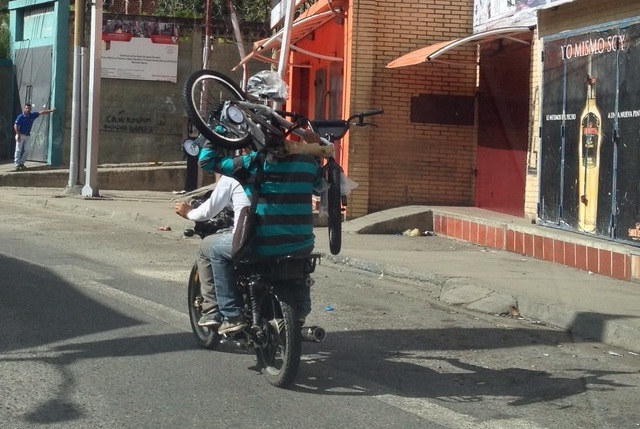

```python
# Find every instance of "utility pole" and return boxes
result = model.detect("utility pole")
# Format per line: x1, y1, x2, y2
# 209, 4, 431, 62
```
66, 0, 85, 193
82, 0, 102, 197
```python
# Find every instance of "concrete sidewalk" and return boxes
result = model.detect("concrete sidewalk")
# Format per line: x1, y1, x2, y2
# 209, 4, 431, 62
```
2, 185, 640, 354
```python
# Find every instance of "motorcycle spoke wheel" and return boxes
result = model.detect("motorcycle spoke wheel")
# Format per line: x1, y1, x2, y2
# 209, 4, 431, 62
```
182, 70, 253, 150
327, 162, 343, 255
255, 297, 301, 388
187, 265, 220, 350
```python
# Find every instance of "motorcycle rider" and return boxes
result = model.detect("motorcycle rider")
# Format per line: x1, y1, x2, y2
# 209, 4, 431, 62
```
198, 143, 324, 335
174, 174, 250, 328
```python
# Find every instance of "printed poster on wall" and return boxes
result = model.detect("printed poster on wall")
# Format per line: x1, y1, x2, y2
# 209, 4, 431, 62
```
540, 22, 640, 245
101, 19, 179, 83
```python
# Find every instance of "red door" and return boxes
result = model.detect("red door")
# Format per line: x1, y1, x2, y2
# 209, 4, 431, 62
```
475, 40, 531, 217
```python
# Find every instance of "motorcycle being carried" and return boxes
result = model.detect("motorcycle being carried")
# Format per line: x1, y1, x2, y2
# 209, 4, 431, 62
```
182, 71, 327, 388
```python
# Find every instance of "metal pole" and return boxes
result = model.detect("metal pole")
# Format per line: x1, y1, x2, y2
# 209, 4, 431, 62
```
277, 0, 295, 79
203, 0, 211, 68
66, 0, 84, 192
227, 0, 248, 89
274, 0, 295, 109
82, 0, 102, 197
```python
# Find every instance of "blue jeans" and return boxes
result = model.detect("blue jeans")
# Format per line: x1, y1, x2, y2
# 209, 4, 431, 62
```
210, 232, 243, 319
210, 232, 312, 321
196, 231, 231, 314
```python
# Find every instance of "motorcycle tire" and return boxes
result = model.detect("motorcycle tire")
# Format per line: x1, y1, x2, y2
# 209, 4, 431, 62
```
326, 161, 343, 255
187, 264, 221, 350
182, 69, 253, 150
255, 295, 302, 388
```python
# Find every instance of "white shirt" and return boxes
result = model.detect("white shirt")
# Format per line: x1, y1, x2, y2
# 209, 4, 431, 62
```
187, 176, 250, 232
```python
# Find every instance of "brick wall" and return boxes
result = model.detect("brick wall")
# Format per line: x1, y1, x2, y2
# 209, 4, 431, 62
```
346, 0, 476, 218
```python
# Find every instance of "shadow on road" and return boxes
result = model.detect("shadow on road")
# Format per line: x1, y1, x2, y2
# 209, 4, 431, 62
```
294, 325, 634, 406
1, 254, 636, 425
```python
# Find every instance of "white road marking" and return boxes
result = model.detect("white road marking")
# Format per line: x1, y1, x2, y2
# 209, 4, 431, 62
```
375, 394, 548, 429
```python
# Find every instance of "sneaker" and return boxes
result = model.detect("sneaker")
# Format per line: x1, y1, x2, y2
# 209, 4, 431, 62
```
198, 311, 222, 328
218, 316, 248, 335
14, 165, 21, 171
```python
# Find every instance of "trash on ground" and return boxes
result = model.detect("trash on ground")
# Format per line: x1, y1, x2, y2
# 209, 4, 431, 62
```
608, 351, 622, 356
325, 305, 335, 312
402, 228, 423, 236
157, 226, 172, 231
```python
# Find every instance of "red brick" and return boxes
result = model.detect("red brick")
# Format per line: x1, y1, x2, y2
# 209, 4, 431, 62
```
470, 222, 478, 243
598, 249, 612, 277
542, 237, 554, 262
524, 233, 534, 257
496, 228, 505, 250
587, 247, 599, 273
514, 231, 524, 254
462, 220, 470, 242
478, 224, 487, 246
553, 240, 565, 265
575, 244, 587, 271
504, 229, 517, 253
611, 252, 629, 280
454, 219, 463, 240
533, 235, 544, 259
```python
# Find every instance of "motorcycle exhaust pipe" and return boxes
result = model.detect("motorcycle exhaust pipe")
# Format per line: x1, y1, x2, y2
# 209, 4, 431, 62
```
301, 326, 326, 343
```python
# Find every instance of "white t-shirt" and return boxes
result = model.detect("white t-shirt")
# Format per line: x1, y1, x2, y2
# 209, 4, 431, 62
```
187, 175, 250, 232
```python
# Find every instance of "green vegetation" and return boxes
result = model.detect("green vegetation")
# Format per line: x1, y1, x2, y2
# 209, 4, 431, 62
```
0, 0, 9, 60
153, 0, 271, 21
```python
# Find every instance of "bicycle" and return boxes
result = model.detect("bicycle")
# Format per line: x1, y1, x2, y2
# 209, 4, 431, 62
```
309, 111, 384, 254
182, 69, 383, 254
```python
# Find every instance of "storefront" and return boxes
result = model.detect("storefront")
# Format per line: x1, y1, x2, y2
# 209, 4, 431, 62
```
537, 0, 640, 246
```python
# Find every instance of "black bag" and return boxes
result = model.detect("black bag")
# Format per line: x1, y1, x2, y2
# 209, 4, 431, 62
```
231, 155, 264, 261
231, 206, 255, 261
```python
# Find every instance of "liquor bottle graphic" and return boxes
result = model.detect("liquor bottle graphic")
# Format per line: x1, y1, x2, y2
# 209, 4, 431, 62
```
577, 71, 602, 233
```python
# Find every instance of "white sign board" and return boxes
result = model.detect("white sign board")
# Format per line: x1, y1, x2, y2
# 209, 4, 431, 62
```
270, 0, 305, 29
101, 19, 179, 83
473, 0, 575, 32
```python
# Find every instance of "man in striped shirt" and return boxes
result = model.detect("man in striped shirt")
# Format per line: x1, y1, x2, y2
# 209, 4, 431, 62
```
198, 145, 323, 335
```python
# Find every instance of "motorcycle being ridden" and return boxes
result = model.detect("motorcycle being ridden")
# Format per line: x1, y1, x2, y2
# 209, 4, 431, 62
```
182, 71, 330, 388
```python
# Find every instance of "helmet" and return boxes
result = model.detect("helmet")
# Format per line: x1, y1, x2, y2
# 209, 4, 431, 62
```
247, 70, 289, 103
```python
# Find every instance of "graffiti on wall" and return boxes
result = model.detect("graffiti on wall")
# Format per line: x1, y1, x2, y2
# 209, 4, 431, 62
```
103, 97, 178, 134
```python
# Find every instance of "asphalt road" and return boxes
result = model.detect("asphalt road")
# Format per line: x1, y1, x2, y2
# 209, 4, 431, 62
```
1, 202, 640, 429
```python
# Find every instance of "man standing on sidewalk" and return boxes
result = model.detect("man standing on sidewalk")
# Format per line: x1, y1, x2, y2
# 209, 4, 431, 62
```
14, 103, 56, 171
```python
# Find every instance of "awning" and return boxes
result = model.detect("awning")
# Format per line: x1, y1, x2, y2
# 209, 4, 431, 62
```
386, 26, 532, 68
233, 0, 344, 71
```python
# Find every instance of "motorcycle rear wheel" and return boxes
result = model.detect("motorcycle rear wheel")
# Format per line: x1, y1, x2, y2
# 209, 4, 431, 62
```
326, 161, 343, 255
182, 69, 253, 150
255, 295, 302, 388
187, 265, 221, 350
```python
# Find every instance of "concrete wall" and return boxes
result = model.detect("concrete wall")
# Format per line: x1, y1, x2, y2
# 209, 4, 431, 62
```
60, 19, 266, 167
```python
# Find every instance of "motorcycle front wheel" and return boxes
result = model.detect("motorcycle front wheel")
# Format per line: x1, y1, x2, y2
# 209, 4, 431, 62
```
182, 69, 253, 150
255, 295, 302, 388
187, 265, 221, 350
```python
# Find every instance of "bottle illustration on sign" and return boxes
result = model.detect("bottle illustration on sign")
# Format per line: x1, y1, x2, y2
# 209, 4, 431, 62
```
577, 68, 602, 233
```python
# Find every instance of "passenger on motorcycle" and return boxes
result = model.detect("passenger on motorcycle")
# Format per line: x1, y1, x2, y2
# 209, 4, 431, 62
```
174, 174, 250, 329
198, 143, 323, 335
